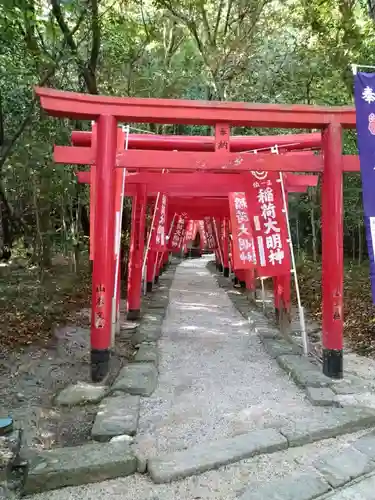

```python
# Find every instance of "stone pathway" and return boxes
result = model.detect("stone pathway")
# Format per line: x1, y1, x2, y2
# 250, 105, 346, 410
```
27, 256, 375, 499
134, 258, 333, 459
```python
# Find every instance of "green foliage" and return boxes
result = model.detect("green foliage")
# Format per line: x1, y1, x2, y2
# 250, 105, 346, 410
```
0, 0, 373, 267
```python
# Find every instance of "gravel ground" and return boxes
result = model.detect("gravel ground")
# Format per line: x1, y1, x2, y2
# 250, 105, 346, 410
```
27, 257, 375, 499
134, 256, 331, 458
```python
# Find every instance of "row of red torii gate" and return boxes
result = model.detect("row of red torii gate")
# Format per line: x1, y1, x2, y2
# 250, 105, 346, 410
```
35, 87, 360, 383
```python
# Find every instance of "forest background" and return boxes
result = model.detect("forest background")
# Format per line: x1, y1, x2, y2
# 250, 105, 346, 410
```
0, 0, 373, 354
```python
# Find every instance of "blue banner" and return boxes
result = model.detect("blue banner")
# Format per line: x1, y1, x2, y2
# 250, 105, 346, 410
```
354, 72, 375, 303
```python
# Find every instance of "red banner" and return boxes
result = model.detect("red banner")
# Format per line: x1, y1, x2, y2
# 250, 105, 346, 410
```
203, 217, 217, 250
228, 192, 256, 270
184, 220, 197, 245
198, 220, 207, 249
150, 194, 168, 251
168, 214, 186, 251
247, 172, 291, 277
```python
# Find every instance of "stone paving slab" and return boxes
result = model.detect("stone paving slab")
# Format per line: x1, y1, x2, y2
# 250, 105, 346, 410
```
277, 354, 332, 388
322, 473, 375, 499
255, 326, 280, 339
313, 447, 375, 488
24, 441, 137, 494
331, 378, 370, 395
111, 363, 158, 396
91, 395, 140, 440
306, 387, 336, 407
139, 316, 165, 327
280, 408, 375, 447
334, 392, 375, 409
131, 324, 163, 346
353, 431, 375, 460
228, 297, 251, 308
147, 428, 288, 484
55, 382, 107, 406
262, 338, 302, 358
157, 282, 173, 290
134, 344, 159, 366
249, 310, 270, 321
148, 301, 169, 310
238, 471, 330, 500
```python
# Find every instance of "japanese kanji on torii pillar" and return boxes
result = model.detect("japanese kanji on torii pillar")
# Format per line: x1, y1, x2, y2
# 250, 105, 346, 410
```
35, 86, 359, 383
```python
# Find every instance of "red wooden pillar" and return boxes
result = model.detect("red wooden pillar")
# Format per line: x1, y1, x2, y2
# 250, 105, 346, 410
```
154, 252, 161, 284
155, 211, 170, 282
245, 269, 255, 291
115, 253, 121, 319
238, 269, 246, 288
273, 276, 280, 317
127, 185, 147, 319
282, 275, 291, 314
146, 251, 156, 292
89, 124, 97, 261
112, 129, 126, 342
90, 114, 117, 382
321, 122, 343, 378
215, 123, 230, 276
215, 250, 220, 269
222, 218, 230, 277
214, 218, 223, 272
273, 275, 291, 316
158, 213, 173, 276
163, 250, 169, 269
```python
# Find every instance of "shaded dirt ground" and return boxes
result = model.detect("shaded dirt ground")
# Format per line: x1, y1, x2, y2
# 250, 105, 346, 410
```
0, 261, 91, 353
0, 261, 129, 453
297, 259, 375, 357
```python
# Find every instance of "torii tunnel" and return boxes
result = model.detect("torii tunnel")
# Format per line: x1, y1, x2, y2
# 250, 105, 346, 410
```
35, 86, 359, 383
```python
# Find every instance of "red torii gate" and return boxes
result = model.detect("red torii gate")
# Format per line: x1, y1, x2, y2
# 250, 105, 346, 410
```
36, 87, 359, 383
75, 169, 317, 312
71, 131, 321, 322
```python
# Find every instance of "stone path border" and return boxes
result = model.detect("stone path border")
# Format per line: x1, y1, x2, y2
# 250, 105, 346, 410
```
20, 259, 179, 496
238, 430, 375, 499
148, 428, 288, 484
143, 406, 375, 485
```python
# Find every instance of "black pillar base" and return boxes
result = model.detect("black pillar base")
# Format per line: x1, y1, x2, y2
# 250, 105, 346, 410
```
91, 349, 110, 382
223, 267, 230, 277
233, 276, 239, 286
127, 309, 140, 321
322, 349, 343, 379
218, 263, 223, 272
146, 281, 153, 293
240, 280, 246, 288
154, 275, 159, 285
